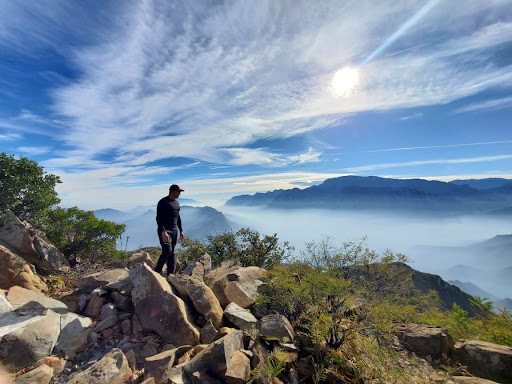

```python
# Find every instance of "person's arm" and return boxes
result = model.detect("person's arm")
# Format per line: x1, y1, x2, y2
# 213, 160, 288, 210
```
156, 200, 166, 233
156, 200, 170, 242
178, 216, 184, 239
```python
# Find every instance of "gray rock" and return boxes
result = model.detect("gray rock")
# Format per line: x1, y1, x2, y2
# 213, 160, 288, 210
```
77, 268, 130, 293
0, 211, 70, 274
92, 314, 118, 333
54, 312, 92, 354
129, 263, 200, 345
0, 307, 61, 372
200, 320, 218, 344
452, 340, 512, 383
259, 314, 295, 342
163, 330, 244, 382
224, 302, 257, 331
65, 348, 132, 384
0, 301, 47, 337
99, 303, 118, 320
6, 285, 68, 313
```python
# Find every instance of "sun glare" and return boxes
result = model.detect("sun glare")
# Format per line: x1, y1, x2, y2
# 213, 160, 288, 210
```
332, 66, 360, 96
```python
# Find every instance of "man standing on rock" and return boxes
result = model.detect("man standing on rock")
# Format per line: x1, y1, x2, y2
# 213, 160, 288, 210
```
155, 184, 185, 275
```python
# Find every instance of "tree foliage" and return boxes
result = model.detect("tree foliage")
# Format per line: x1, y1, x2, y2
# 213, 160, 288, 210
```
0, 152, 61, 226
43, 206, 125, 265
178, 227, 294, 268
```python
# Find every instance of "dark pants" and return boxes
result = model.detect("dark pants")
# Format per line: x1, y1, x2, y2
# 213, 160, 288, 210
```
155, 228, 178, 275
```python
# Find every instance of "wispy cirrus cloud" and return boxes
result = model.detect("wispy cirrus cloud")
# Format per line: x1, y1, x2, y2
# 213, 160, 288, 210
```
368, 140, 512, 153
345, 155, 512, 173
30, 0, 510, 169
454, 96, 512, 114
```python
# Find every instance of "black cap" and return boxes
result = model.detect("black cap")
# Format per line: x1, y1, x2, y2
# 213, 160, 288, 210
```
169, 184, 184, 192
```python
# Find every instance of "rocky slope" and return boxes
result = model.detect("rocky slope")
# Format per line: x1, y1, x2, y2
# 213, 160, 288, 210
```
1, 214, 511, 383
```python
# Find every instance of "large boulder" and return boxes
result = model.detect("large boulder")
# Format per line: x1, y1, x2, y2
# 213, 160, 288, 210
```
207, 264, 266, 308
396, 324, 454, 357
129, 263, 200, 345
0, 301, 47, 337
451, 340, 512, 383
0, 245, 48, 292
6, 286, 68, 313
0, 211, 69, 274
0, 305, 61, 372
168, 274, 223, 329
66, 348, 132, 384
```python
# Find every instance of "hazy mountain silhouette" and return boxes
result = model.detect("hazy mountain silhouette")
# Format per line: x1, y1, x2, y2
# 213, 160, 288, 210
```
449, 178, 512, 190
94, 205, 234, 250
225, 175, 512, 214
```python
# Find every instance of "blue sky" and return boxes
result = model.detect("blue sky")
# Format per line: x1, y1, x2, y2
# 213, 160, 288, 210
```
1, 0, 512, 209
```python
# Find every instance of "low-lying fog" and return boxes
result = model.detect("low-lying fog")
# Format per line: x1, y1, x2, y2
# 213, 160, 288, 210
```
221, 207, 512, 300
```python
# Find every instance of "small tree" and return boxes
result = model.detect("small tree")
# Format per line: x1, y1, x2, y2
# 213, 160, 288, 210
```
43, 206, 125, 265
0, 153, 61, 226
178, 228, 293, 268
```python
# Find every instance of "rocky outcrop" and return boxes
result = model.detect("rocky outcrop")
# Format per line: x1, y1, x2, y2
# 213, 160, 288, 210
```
396, 324, 454, 357
0, 245, 47, 292
1, 250, 510, 384
0, 211, 69, 274
129, 263, 200, 345
451, 340, 512, 383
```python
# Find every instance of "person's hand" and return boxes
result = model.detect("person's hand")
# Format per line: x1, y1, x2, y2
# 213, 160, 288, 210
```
161, 230, 170, 243
180, 231, 185, 240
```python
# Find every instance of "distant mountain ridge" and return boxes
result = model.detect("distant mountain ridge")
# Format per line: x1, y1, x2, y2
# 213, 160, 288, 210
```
225, 175, 512, 214
94, 205, 234, 251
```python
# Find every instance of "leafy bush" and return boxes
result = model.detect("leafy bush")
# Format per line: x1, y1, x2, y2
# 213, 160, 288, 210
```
0, 152, 61, 227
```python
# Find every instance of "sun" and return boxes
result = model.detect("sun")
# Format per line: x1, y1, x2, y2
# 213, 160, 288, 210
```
332, 66, 360, 96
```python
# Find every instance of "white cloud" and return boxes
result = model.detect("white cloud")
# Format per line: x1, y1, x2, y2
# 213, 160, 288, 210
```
16, 146, 51, 156
0, 132, 22, 141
